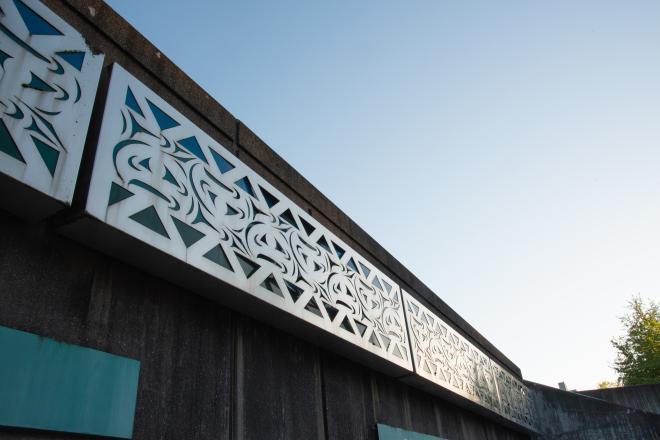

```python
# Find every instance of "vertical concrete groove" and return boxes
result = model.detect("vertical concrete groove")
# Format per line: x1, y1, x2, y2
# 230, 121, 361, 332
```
319, 354, 330, 440
230, 313, 242, 440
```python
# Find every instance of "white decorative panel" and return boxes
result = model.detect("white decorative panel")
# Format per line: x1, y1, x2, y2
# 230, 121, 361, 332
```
403, 292, 537, 429
0, 0, 103, 212
86, 64, 412, 371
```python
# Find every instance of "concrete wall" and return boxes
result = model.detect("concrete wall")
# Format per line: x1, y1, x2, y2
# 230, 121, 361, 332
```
526, 382, 660, 440
0, 210, 527, 440
579, 385, 660, 416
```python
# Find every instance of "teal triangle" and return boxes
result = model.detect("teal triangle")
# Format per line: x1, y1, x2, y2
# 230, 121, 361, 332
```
260, 274, 283, 297
300, 216, 315, 236
125, 86, 144, 116
203, 244, 232, 271
234, 176, 256, 198
31, 136, 58, 176
235, 253, 260, 278
56, 51, 85, 71
163, 166, 177, 185
368, 331, 381, 348
280, 208, 298, 229
171, 216, 205, 248
0, 119, 24, 162
24, 72, 55, 92
177, 136, 207, 163
333, 242, 345, 259
129, 206, 169, 238
346, 257, 358, 273
210, 149, 234, 173
14, 0, 63, 36
138, 157, 150, 171
146, 99, 179, 131
259, 186, 279, 208
359, 262, 371, 278
129, 112, 153, 138
284, 280, 304, 302
339, 316, 355, 334
317, 236, 331, 253
108, 182, 134, 206
0, 49, 12, 69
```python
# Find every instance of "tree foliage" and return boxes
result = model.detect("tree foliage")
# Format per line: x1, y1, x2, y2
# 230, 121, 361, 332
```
611, 296, 660, 386
597, 380, 617, 389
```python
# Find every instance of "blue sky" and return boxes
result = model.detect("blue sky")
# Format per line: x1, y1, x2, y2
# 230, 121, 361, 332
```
105, 0, 660, 390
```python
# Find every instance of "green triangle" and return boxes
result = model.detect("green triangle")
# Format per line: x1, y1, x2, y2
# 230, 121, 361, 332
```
235, 253, 260, 278
355, 321, 368, 337
0, 119, 24, 162
339, 316, 355, 335
304, 296, 323, 318
163, 166, 177, 185
108, 182, 134, 206
129, 206, 169, 238
260, 274, 283, 297
203, 244, 233, 271
0, 49, 12, 69
24, 71, 56, 92
368, 331, 381, 348
138, 157, 150, 171
171, 216, 205, 248
31, 136, 59, 176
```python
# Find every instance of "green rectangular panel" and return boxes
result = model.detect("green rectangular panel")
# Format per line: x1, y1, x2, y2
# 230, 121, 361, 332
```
0, 325, 140, 439
377, 423, 446, 440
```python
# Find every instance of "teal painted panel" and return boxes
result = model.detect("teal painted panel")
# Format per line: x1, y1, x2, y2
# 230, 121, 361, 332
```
377, 423, 446, 440
0, 326, 140, 439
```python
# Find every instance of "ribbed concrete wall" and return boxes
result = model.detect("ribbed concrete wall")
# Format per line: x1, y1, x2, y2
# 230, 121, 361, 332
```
0, 210, 527, 440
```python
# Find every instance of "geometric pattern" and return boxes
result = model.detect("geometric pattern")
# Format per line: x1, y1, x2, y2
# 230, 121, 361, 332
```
86, 64, 413, 371
403, 292, 537, 430
0, 0, 103, 212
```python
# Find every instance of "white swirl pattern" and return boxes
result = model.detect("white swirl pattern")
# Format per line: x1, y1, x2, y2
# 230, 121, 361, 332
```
404, 293, 537, 429
88, 64, 412, 370
0, 0, 103, 212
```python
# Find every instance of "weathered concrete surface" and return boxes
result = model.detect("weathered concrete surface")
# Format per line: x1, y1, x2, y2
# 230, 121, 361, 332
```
527, 381, 660, 439
0, 210, 528, 440
578, 384, 660, 416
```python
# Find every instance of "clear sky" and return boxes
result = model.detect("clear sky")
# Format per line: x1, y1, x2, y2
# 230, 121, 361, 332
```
105, 0, 660, 390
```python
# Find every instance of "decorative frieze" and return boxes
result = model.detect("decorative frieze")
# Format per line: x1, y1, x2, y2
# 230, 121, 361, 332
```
85, 64, 413, 371
404, 292, 536, 429
0, 0, 103, 216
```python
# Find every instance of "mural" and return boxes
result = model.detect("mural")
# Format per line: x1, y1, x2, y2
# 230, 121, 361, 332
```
0, 0, 103, 211
87, 64, 413, 371
404, 292, 537, 429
